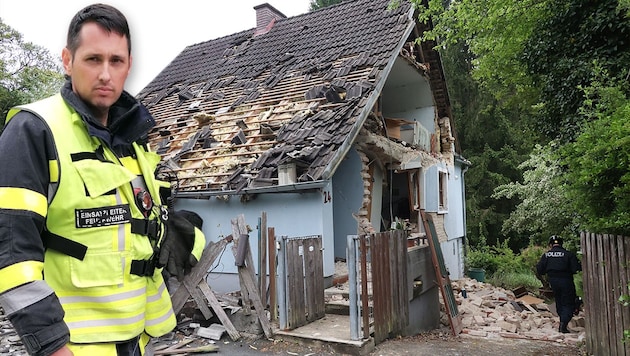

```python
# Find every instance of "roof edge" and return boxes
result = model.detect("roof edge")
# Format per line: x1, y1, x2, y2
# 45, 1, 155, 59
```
321, 6, 417, 180
173, 180, 330, 199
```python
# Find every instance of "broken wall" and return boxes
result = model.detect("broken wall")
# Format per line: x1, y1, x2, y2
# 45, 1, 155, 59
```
405, 245, 440, 334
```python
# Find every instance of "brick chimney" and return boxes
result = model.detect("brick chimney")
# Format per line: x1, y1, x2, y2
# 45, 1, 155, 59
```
253, 3, 286, 37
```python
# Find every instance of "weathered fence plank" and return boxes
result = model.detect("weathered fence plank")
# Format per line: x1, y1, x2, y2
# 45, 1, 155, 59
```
580, 232, 591, 352
582, 232, 630, 356
312, 237, 325, 319
268, 227, 277, 321
280, 236, 324, 330
231, 215, 273, 338
396, 229, 409, 331
287, 239, 305, 327
602, 235, 619, 355
370, 230, 409, 344
259, 212, 267, 303
421, 210, 462, 336
373, 232, 387, 343
171, 236, 232, 314
622, 236, 630, 350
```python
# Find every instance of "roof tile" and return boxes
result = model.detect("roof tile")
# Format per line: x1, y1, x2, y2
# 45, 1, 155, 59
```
140, 0, 414, 193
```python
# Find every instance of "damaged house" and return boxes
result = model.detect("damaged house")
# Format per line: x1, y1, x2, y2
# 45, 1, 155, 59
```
138, 0, 469, 293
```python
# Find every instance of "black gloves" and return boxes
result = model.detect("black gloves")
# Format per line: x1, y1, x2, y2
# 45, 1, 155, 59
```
158, 210, 202, 281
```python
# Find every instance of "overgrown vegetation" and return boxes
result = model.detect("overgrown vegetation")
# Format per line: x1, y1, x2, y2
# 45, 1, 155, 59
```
465, 239, 588, 299
413, 0, 630, 247
466, 239, 544, 293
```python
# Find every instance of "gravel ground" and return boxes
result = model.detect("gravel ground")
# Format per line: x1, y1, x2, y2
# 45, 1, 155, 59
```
0, 317, 586, 356
197, 327, 585, 355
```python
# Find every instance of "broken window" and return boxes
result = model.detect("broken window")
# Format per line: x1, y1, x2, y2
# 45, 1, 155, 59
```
408, 168, 424, 212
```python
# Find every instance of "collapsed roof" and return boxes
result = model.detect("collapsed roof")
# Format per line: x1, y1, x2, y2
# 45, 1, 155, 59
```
138, 0, 448, 197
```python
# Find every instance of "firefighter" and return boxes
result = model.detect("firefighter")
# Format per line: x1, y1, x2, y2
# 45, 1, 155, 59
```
0, 4, 204, 355
536, 235, 582, 333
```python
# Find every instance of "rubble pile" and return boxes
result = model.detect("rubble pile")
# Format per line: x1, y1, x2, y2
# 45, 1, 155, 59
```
449, 278, 585, 347
0, 277, 587, 353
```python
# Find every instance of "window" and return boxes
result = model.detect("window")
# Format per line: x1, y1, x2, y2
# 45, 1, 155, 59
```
408, 168, 424, 212
438, 168, 448, 212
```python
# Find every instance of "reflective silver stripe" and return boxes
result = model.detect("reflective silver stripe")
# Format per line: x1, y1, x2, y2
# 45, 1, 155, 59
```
47, 182, 59, 205
116, 190, 126, 289
147, 281, 167, 303
66, 311, 145, 329
59, 286, 146, 304
115, 190, 126, 252
115, 189, 126, 287
0, 280, 54, 315
131, 176, 149, 193
145, 307, 174, 327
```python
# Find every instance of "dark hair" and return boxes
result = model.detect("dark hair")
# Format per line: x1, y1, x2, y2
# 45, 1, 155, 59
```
66, 3, 131, 55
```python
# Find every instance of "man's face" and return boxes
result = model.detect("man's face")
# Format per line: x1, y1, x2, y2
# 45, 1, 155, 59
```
62, 22, 132, 124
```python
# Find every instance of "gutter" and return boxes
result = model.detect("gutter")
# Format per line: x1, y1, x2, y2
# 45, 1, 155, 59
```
455, 152, 470, 265
454, 152, 471, 167
174, 180, 329, 199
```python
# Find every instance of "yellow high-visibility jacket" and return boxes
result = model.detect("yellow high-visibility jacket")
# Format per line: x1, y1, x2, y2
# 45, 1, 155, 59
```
4, 94, 178, 345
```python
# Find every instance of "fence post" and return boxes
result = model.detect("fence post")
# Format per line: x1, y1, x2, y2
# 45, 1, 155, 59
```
347, 234, 361, 340
277, 235, 288, 330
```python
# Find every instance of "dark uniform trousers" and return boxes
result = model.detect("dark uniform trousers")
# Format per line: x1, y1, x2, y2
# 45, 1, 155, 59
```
548, 276, 577, 324
115, 335, 142, 356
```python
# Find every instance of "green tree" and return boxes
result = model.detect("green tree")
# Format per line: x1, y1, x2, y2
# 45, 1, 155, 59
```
493, 143, 579, 248
0, 19, 64, 129
415, 0, 545, 116
417, 0, 630, 142
562, 70, 630, 235
413, 0, 551, 250
441, 40, 536, 250
309, 0, 344, 11
522, 0, 630, 141
416, 0, 630, 248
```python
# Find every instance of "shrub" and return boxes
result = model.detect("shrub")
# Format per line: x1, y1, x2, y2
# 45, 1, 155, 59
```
467, 242, 550, 295
519, 245, 547, 274
488, 271, 542, 291
466, 247, 497, 273
466, 240, 523, 276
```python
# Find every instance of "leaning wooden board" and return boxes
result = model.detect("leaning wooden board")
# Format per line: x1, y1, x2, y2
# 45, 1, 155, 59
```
421, 210, 462, 335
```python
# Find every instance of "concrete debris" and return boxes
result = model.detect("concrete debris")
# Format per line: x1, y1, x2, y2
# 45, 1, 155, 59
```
196, 324, 227, 340
0, 277, 588, 353
449, 278, 585, 346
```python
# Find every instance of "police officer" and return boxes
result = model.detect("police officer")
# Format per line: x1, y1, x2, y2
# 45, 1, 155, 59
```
536, 235, 582, 333
0, 4, 204, 355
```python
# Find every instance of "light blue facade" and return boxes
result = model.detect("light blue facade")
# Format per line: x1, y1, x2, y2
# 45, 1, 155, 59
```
174, 185, 335, 293
331, 148, 365, 259
421, 162, 467, 279
380, 57, 469, 279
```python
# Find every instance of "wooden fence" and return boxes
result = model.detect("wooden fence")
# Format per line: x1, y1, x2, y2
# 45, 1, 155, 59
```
581, 232, 630, 356
347, 230, 409, 343
370, 230, 409, 343
277, 235, 325, 330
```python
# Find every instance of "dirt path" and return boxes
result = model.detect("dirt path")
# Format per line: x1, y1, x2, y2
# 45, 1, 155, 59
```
0, 317, 586, 356
371, 331, 584, 356
217, 329, 585, 355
